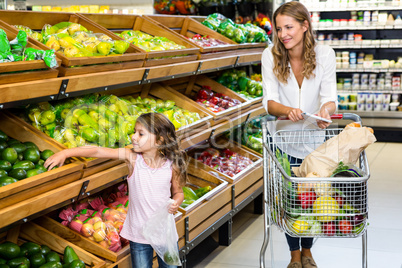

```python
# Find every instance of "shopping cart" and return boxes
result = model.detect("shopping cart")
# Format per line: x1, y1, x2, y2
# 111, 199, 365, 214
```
259, 113, 370, 268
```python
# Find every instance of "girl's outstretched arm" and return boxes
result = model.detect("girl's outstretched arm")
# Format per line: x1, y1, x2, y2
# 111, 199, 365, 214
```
44, 146, 132, 170
168, 173, 184, 214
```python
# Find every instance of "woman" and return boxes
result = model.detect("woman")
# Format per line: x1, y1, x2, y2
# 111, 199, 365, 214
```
261, 2, 337, 268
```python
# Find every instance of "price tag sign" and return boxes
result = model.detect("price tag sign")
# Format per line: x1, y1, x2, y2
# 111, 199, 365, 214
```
14, 0, 27, 10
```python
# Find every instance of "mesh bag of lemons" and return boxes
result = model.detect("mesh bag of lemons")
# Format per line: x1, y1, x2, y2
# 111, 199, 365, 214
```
15, 22, 130, 58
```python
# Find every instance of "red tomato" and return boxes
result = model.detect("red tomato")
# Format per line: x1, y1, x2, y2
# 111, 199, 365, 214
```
339, 219, 352, 234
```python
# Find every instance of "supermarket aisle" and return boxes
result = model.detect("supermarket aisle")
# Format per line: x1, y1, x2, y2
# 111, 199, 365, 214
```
194, 142, 402, 268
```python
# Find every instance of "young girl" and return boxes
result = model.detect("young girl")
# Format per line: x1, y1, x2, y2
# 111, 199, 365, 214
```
45, 112, 186, 268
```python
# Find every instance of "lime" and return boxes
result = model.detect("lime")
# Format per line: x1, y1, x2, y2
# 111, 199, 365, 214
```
9, 143, 27, 154
255, 89, 263, 97
23, 148, 40, 163
23, 142, 39, 151
2, 148, 18, 164
40, 149, 54, 160
9, 169, 27, 180
0, 160, 12, 172
248, 87, 256, 96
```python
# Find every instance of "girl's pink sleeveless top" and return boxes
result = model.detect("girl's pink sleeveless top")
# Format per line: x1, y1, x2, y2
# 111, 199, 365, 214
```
120, 153, 176, 244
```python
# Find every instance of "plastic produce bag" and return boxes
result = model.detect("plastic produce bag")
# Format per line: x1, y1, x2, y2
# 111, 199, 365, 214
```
142, 199, 181, 266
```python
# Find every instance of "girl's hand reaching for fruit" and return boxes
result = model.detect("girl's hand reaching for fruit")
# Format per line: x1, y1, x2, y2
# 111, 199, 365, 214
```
44, 151, 67, 170
168, 200, 179, 214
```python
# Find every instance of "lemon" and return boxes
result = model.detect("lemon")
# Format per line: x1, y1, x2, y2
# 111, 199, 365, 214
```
292, 220, 309, 234
312, 196, 340, 222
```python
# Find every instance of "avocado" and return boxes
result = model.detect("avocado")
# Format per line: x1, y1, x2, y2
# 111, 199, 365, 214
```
16, 248, 28, 258
6, 140, 20, 146
2, 148, 18, 164
0, 258, 6, 264
0, 130, 8, 141
0, 161, 12, 172
26, 169, 44, 178
30, 253, 46, 268
39, 261, 62, 268
9, 143, 27, 154
0, 177, 18, 187
23, 142, 38, 151
12, 161, 35, 172
40, 150, 54, 161
39, 246, 50, 256
0, 141, 8, 151
0, 264, 9, 268
44, 252, 60, 263
0, 170, 8, 178
67, 260, 84, 268
23, 149, 40, 164
20, 242, 41, 257
5, 257, 29, 268
8, 169, 27, 180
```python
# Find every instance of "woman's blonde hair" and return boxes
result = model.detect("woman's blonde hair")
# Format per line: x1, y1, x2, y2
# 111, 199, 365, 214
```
272, 1, 316, 84
136, 113, 188, 187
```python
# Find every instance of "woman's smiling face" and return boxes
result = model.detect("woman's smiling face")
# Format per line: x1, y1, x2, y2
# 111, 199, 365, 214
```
275, 14, 307, 51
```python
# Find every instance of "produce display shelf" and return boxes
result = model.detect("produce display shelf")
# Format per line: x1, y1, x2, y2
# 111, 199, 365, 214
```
80, 13, 200, 66
336, 68, 402, 73
0, 50, 263, 109
0, 20, 61, 85
308, 5, 402, 12
315, 25, 402, 30
2, 222, 106, 268
0, 163, 128, 231
0, 10, 146, 76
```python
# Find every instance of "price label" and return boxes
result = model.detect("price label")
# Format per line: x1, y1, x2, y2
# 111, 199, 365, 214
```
14, 0, 26, 10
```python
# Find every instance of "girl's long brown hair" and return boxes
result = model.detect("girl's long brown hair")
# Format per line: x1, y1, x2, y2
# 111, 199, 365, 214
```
272, 1, 316, 84
136, 113, 188, 186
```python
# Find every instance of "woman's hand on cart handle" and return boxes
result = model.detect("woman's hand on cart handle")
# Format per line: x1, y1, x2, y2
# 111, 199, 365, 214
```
286, 108, 304, 122
278, 113, 343, 121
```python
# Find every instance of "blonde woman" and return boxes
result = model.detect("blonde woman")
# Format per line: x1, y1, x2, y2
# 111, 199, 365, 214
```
262, 1, 337, 268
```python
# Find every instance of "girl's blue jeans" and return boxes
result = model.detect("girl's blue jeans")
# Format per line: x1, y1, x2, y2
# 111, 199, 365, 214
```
130, 241, 178, 268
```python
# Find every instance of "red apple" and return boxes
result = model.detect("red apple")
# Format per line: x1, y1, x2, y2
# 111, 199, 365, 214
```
322, 222, 336, 236
209, 96, 219, 105
81, 223, 94, 237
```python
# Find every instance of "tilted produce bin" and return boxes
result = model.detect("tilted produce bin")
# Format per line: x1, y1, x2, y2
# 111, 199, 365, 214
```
81, 13, 200, 66
0, 112, 84, 210
145, 15, 240, 59
162, 75, 251, 125
186, 135, 263, 183
179, 164, 228, 214
0, 10, 146, 76
0, 20, 61, 85
1, 222, 105, 268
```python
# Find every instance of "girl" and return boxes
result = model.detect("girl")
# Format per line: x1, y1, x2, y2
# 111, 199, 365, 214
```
45, 112, 186, 268
262, 2, 337, 268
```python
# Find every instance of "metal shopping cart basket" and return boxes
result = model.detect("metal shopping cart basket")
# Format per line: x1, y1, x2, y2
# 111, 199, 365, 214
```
259, 113, 370, 268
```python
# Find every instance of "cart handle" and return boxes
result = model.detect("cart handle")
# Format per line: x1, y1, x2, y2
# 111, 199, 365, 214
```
270, 113, 361, 123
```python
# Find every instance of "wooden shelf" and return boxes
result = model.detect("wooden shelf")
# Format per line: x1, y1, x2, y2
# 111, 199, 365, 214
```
0, 49, 263, 109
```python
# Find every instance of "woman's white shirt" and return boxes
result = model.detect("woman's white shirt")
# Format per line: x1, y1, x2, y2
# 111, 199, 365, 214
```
261, 44, 337, 158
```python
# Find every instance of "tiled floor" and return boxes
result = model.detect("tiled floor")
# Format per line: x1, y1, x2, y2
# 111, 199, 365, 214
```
194, 142, 402, 268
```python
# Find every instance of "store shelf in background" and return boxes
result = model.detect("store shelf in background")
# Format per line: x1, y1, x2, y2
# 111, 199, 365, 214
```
3, 222, 106, 268
307, 5, 402, 12
315, 25, 402, 30
0, 112, 84, 210
0, 10, 146, 76
336, 68, 402, 73
0, 20, 61, 85
79, 13, 200, 66
0, 163, 128, 231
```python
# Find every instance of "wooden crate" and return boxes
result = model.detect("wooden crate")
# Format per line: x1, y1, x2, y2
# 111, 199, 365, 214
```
0, 20, 60, 84
80, 13, 200, 66
0, 112, 84, 210
186, 135, 263, 183
146, 15, 267, 58
2, 222, 105, 268
104, 83, 213, 138
0, 10, 146, 76
179, 165, 228, 214
162, 75, 250, 126
145, 15, 239, 59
